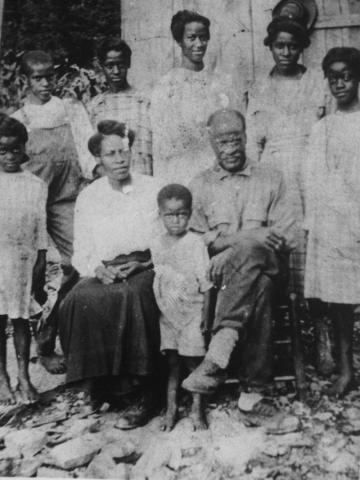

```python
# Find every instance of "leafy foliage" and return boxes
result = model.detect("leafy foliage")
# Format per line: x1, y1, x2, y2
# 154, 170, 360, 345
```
2, 0, 121, 66
0, 0, 120, 111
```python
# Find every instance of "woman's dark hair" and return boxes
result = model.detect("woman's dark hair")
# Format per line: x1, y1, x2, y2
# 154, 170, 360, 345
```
264, 17, 310, 49
21, 50, 54, 76
322, 47, 360, 80
157, 183, 192, 210
171, 10, 210, 43
88, 120, 135, 157
0, 113, 28, 144
97, 37, 132, 66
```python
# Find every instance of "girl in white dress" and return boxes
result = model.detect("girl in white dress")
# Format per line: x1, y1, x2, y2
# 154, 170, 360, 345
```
0, 115, 47, 405
304, 47, 360, 397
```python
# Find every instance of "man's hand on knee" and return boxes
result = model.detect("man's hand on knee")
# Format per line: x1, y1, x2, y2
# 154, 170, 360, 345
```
243, 228, 285, 252
208, 248, 233, 286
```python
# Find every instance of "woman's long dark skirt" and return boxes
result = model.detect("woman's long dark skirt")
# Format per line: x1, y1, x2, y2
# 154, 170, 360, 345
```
59, 270, 160, 384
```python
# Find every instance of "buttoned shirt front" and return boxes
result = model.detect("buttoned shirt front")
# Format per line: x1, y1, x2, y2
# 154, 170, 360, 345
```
189, 160, 296, 250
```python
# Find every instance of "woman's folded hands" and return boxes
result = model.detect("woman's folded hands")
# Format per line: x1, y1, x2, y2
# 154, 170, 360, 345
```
95, 261, 146, 284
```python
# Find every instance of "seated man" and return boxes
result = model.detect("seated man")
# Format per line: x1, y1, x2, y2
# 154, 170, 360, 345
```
182, 108, 296, 395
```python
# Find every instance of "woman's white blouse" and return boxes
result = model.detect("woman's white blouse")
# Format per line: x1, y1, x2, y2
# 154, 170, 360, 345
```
72, 174, 163, 277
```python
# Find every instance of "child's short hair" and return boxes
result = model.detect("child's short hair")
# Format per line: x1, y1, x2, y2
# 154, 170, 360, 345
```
322, 47, 360, 80
0, 113, 28, 144
21, 50, 54, 76
157, 184, 192, 210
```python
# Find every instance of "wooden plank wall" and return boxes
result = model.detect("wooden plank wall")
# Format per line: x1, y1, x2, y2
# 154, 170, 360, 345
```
303, 0, 360, 69
122, 0, 360, 94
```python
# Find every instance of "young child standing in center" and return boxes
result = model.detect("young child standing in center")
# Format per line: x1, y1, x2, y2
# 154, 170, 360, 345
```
151, 184, 212, 431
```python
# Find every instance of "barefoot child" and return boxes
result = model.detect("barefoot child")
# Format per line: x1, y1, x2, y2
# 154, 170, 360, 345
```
304, 47, 360, 397
151, 184, 212, 431
0, 114, 47, 405
12, 50, 94, 374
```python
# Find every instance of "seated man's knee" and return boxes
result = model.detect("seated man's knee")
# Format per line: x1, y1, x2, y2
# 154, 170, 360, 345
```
230, 237, 269, 265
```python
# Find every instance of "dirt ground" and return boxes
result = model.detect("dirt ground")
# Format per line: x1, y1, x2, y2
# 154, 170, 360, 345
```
1, 262, 360, 479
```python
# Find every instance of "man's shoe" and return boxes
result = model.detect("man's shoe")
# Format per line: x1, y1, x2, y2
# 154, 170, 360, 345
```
182, 359, 227, 395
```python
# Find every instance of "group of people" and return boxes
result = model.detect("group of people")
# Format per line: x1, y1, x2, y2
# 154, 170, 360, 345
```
0, 2, 359, 432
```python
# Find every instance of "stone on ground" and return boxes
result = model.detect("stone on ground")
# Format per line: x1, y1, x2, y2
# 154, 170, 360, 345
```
5, 428, 48, 457
84, 451, 117, 478
17, 458, 40, 477
37, 466, 72, 478
212, 429, 265, 474
101, 439, 136, 461
49, 434, 103, 470
266, 414, 300, 435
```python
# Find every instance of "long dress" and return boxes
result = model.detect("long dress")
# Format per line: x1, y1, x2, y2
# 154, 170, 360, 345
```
247, 67, 328, 295
303, 110, 360, 304
0, 171, 47, 319
150, 66, 241, 184
59, 174, 163, 383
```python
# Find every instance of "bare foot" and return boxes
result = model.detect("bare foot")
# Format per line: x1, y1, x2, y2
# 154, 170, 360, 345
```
189, 405, 208, 430
16, 379, 40, 405
326, 373, 354, 398
39, 353, 66, 374
0, 374, 16, 405
161, 408, 178, 432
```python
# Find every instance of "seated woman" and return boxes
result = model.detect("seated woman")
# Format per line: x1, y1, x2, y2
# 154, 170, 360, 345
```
304, 47, 360, 397
59, 120, 162, 427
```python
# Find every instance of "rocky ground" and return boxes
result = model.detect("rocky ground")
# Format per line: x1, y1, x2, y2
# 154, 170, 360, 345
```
1, 365, 360, 479
1, 262, 360, 479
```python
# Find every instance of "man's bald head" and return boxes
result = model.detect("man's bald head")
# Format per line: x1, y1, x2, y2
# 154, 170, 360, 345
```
207, 109, 246, 136
207, 109, 247, 173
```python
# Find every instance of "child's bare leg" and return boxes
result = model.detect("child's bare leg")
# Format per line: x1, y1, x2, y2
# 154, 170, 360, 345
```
0, 316, 15, 404
327, 304, 354, 398
12, 318, 39, 404
161, 350, 180, 431
184, 356, 207, 430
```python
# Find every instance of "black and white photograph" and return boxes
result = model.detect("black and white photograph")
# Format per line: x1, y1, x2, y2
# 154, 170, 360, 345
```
0, 0, 360, 478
